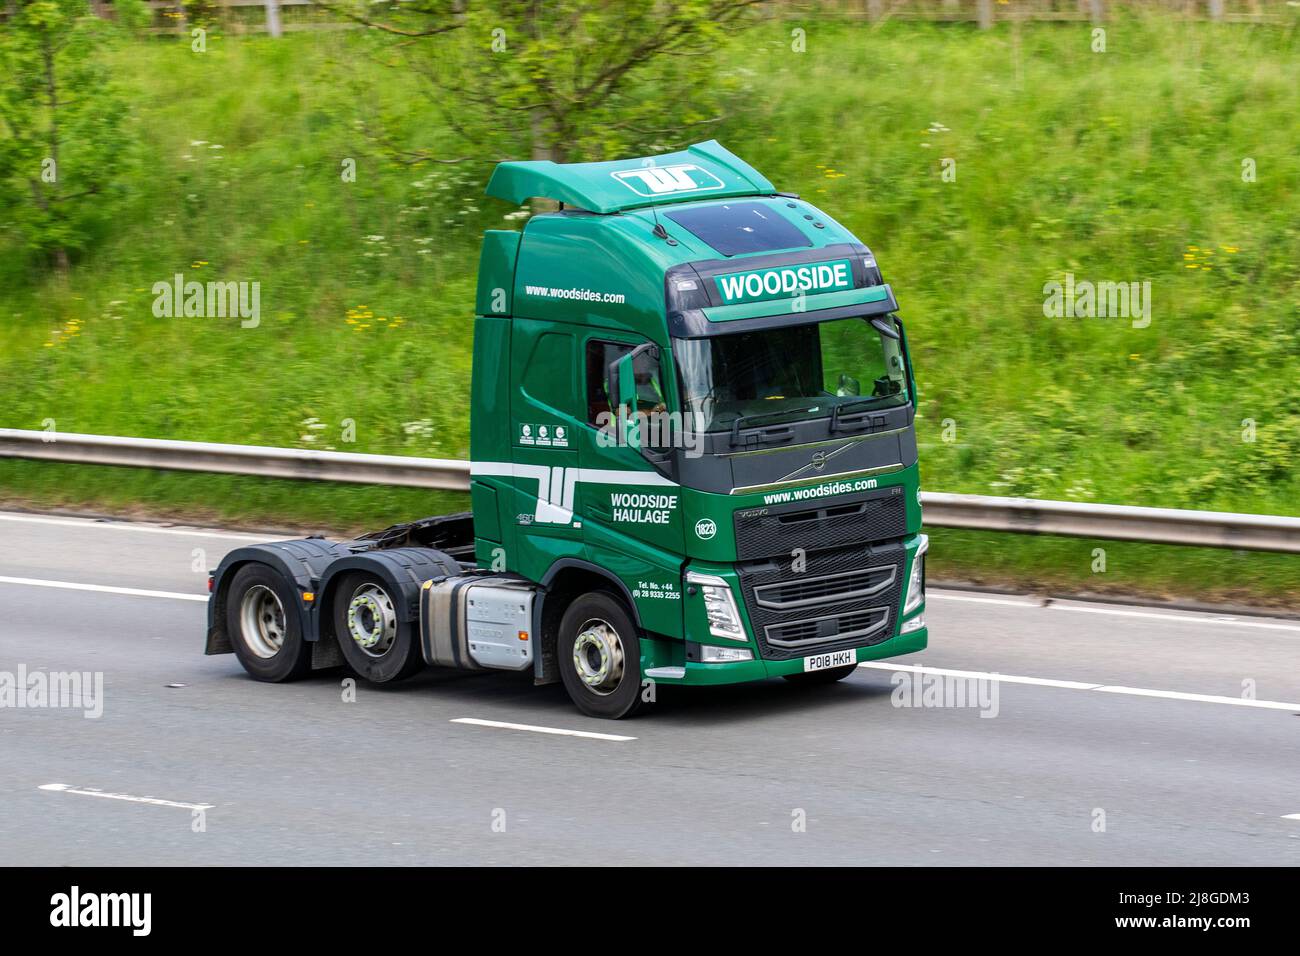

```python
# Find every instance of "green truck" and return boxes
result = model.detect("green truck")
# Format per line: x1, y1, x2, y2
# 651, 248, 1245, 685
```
205, 141, 928, 718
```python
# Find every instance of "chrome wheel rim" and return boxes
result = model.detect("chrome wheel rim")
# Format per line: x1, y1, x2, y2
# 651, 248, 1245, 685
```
572, 618, 625, 696
239, 584, 286, 659
346, 583, 398, 658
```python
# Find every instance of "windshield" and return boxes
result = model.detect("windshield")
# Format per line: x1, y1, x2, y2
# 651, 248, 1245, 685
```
674, 315, 909, 433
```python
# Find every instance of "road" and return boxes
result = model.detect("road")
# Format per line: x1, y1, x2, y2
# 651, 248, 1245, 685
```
1, 509, 1297, 866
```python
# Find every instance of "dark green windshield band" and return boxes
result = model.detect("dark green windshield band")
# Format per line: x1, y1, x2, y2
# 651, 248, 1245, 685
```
703, 284, 889, 322
669, 285, 898, 337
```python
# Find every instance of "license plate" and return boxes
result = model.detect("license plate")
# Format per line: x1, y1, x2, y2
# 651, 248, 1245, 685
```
803, 649, 856, 672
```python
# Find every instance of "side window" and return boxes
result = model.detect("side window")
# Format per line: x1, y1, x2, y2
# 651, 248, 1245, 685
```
585, 340, 667, 425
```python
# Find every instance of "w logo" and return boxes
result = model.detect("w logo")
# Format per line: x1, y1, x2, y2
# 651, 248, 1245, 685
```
612, 164, 725, 197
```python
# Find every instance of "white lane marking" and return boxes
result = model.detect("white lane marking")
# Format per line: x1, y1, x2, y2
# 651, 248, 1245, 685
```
0, 576, 207, 602
1092, 685, 1300, 711
39, 783, 213, 811
859, 662, 1098, 690
0, 512, 269, 541
451, 717, 636, 742
859, 662, 1300, 712
930, 590, 1300, 633
1283, 814, 1300, 821
1045, 603, 1300, 633
929, 592, 1040, 609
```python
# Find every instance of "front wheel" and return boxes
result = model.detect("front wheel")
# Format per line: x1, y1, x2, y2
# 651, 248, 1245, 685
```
557, 592, 645, 719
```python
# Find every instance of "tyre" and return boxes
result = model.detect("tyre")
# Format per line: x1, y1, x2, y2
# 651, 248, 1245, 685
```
226, 563, 312, 682
331, 571, 424, 683
782, 663, 858, 684
557, 591, 645, 719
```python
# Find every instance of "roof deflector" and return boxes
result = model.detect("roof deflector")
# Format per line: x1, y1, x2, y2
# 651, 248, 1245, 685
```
485, 141, 776, 215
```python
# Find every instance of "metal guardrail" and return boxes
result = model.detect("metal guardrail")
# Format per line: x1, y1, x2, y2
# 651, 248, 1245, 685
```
0, 429, 470, 491
920, 492, 1300, 554
2, 428, 1298, 553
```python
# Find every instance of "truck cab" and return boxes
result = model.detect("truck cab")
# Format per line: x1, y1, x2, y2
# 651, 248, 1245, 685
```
469, 141, 928, 715
205, 142, 927, 718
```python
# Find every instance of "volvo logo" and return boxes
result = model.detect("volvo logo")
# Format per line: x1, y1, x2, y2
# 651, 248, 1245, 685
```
776, 441, 854, 484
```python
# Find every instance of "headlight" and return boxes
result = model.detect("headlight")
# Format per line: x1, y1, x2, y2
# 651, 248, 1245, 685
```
903, 534, 928, 615
686, 571, 747, 642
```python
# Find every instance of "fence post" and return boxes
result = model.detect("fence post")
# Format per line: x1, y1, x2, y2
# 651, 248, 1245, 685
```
264, 0, 283, 37
977, 0, 993, 29
1207, 0, 1224, 19
1090, 0, 1106, 25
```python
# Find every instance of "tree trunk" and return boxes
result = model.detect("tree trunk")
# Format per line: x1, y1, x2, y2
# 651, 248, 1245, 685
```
529, 110, 559, 213
264, 0, 283, 38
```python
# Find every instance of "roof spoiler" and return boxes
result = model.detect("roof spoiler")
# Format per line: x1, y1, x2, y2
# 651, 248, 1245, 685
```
485, 140, 776, 215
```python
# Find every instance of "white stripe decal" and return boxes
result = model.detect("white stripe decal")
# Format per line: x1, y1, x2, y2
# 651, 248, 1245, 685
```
471, 460, 677, 524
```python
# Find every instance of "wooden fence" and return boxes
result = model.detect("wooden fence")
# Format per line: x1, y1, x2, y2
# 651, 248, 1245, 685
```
86, 0, 1300, 37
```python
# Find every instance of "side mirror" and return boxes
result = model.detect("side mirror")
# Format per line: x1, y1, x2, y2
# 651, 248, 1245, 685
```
870, 316, 901, 340
614, 350, 640, 448
607, 342, 659, 450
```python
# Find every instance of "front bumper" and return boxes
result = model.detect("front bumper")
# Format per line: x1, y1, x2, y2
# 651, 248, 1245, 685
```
646, 530, 928, 686
659, 625, 928, 686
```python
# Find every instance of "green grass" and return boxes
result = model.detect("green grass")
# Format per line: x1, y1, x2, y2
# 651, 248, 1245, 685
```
1, 14, 1297, 603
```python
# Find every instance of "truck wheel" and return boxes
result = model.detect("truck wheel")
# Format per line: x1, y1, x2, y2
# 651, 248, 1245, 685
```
558, 592, 645, 720
332, 572, 423, 683
783, 664, 858, 684
226, 563, 312, 682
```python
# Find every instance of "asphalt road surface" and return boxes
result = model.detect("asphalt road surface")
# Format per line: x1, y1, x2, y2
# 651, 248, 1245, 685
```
1, 509, 1297, 866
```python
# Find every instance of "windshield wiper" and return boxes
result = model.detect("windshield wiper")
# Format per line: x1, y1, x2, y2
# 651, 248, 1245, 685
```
728, 403, 822, 448
829, 394, 897, 433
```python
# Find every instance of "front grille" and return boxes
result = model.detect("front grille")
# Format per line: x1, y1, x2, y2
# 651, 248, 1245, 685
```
737, 540, 906, 661
765, 606, 891, 649
753, 565, 895, 609
733, 485, 906, 560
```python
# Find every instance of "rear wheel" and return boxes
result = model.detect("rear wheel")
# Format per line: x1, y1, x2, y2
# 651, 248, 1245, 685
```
226, 563, 312, 682
558, 592, 645, 720
332, 571, 423, 683
783, 663, 858, 684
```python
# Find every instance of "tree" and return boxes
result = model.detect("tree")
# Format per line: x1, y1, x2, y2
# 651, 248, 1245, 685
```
0, 0, 133, 273
320, 0, 763, 166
